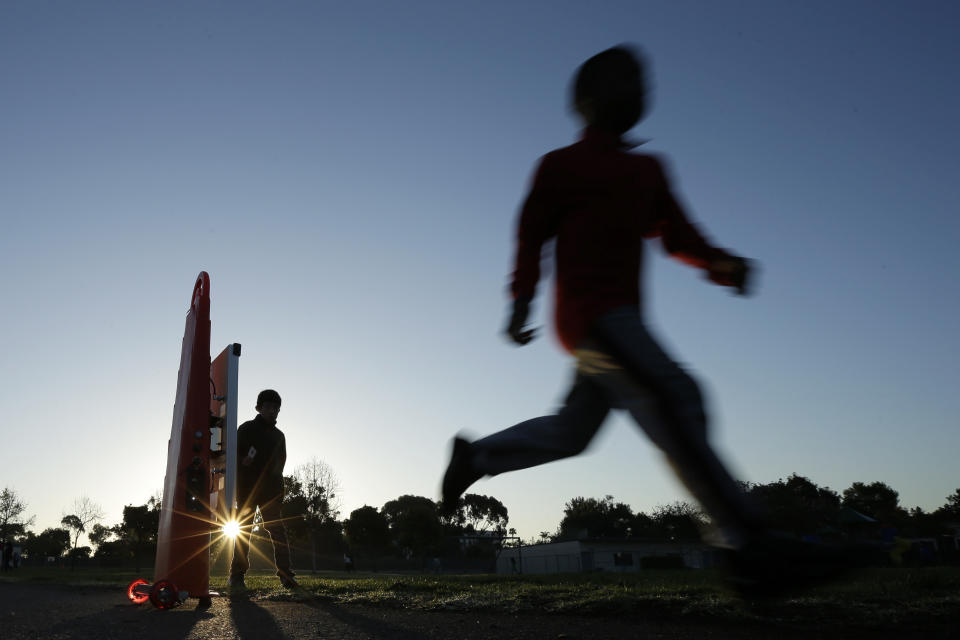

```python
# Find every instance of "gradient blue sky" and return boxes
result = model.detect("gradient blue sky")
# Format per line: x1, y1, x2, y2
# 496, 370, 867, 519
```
2, 1, 958, 546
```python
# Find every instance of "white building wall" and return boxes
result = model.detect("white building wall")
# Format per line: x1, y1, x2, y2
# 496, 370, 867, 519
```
497, 541, 581, 574
498, 540, 713, 574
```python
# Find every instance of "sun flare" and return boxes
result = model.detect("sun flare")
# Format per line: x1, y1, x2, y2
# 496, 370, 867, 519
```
222, 520, 241, 538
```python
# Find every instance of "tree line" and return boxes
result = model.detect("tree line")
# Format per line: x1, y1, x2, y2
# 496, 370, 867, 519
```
3, 471, 959, 569
0, 491, 109, 567
274, 460, 513, 568
0, 459, 514, 569
551, 476, 960, 544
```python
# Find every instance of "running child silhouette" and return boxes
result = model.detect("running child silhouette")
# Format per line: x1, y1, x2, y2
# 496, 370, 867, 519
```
441, 46, 762, 554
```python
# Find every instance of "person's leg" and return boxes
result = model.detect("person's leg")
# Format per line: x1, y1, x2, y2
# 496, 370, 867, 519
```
258, 494, 293, 581
441, 372, 610, 509
230, 486, 256, 580
230, 535, 251, 581
588, 307, 761, 547
471, 372, 611, 475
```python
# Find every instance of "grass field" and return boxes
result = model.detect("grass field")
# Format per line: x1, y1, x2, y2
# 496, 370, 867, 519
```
4, 566, 960, 628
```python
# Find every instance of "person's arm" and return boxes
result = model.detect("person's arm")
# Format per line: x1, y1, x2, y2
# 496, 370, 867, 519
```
649, 157, 753, 295
507, 156, 560, 343
237, 424, 254, 467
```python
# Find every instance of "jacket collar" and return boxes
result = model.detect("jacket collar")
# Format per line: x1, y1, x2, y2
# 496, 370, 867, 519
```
254, 414, 277, 429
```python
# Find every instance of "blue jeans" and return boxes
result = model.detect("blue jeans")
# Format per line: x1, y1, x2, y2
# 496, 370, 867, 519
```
472, 306, 758, 544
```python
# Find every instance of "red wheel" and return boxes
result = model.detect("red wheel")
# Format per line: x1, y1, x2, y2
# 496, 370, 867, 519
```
127, 578, 150, 604
149, 580, 180, 609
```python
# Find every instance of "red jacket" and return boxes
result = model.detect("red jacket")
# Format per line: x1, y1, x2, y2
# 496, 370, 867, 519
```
511, 128, 734, 352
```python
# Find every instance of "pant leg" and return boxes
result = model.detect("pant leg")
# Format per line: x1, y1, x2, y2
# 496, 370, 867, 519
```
230, 486, 256, 577
588, 307, 761, 545
230, 534, 251, 577
471, 371, 611, 476
258, 494, 292, 576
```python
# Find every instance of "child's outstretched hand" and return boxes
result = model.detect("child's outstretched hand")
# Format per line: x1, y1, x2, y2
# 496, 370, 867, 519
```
505, 296, 538, 345
708, 256, 755, 296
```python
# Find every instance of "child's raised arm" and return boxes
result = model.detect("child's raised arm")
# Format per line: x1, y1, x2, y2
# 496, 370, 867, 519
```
648, 158, 754, 295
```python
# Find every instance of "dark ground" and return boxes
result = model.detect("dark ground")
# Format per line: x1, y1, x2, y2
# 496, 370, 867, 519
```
1, 582, 956, 640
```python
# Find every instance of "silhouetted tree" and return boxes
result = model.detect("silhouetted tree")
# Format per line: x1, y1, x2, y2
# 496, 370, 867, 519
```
60, 515, 83, 563
343, 505, 391, 567
284, 458, 343, 570
441, 494, 509, 535
0, 487, 33, 544
747, 474, 841, 535
344, 506, 389, 549
68, 546, 92, 560
941, 488, 960, 518
88, 523, 114, 551
902, 506, 945, 538
650, 501, 706, 542
382, 495, 443, 560
842, 481, 908, 526
24, 527, 70, 561
111, 498, 161, 571
629, 511, 665, 539
917, 489, 960, 538
61, 495, 104, 569
557, 495, 634, 540
283, 475, 309, 540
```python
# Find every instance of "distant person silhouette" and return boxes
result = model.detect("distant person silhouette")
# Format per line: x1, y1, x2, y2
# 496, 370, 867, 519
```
230, 389, 297, 589
441, 45, 789, 588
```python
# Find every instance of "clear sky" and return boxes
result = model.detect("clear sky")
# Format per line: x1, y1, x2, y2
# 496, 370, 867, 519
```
2, 1, 958, 546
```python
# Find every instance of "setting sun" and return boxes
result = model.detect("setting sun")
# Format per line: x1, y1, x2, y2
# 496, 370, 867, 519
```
221, 520, 241, 538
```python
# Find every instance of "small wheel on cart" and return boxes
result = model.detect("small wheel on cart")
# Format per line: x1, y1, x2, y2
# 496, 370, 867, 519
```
197, 596, 212, 610
127, 578, 151, 604
150, 580, 180, 609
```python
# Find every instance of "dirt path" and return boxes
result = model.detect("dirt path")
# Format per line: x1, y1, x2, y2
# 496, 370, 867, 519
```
0, 582, 952, 639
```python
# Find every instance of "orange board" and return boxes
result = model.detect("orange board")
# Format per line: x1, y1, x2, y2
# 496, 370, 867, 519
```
154, 272, 213, 598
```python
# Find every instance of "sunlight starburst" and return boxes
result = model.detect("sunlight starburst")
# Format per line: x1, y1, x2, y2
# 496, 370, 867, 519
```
222, 520, 241, 538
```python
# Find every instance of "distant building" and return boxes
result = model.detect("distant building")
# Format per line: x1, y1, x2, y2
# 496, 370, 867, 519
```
496, 539, 716, 575
457, 529, 503, 549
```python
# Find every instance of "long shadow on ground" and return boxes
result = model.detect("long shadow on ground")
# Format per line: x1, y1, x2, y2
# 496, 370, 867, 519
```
229, 591, 289, 640
0, 582, 213, 640
301, 598, 432, 640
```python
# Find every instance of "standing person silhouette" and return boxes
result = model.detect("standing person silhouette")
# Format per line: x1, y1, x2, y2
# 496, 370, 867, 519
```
441, 45, 781, 585
230, 389, 298, 589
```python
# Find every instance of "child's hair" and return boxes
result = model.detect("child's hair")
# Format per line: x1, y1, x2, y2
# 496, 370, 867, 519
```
573, 45, 648, 134
257, 389, 282, 408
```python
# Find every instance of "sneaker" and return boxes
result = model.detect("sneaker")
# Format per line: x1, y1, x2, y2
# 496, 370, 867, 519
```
440, 436, 482, 517
279, 573, 299, 589
228, 574, 246, 590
